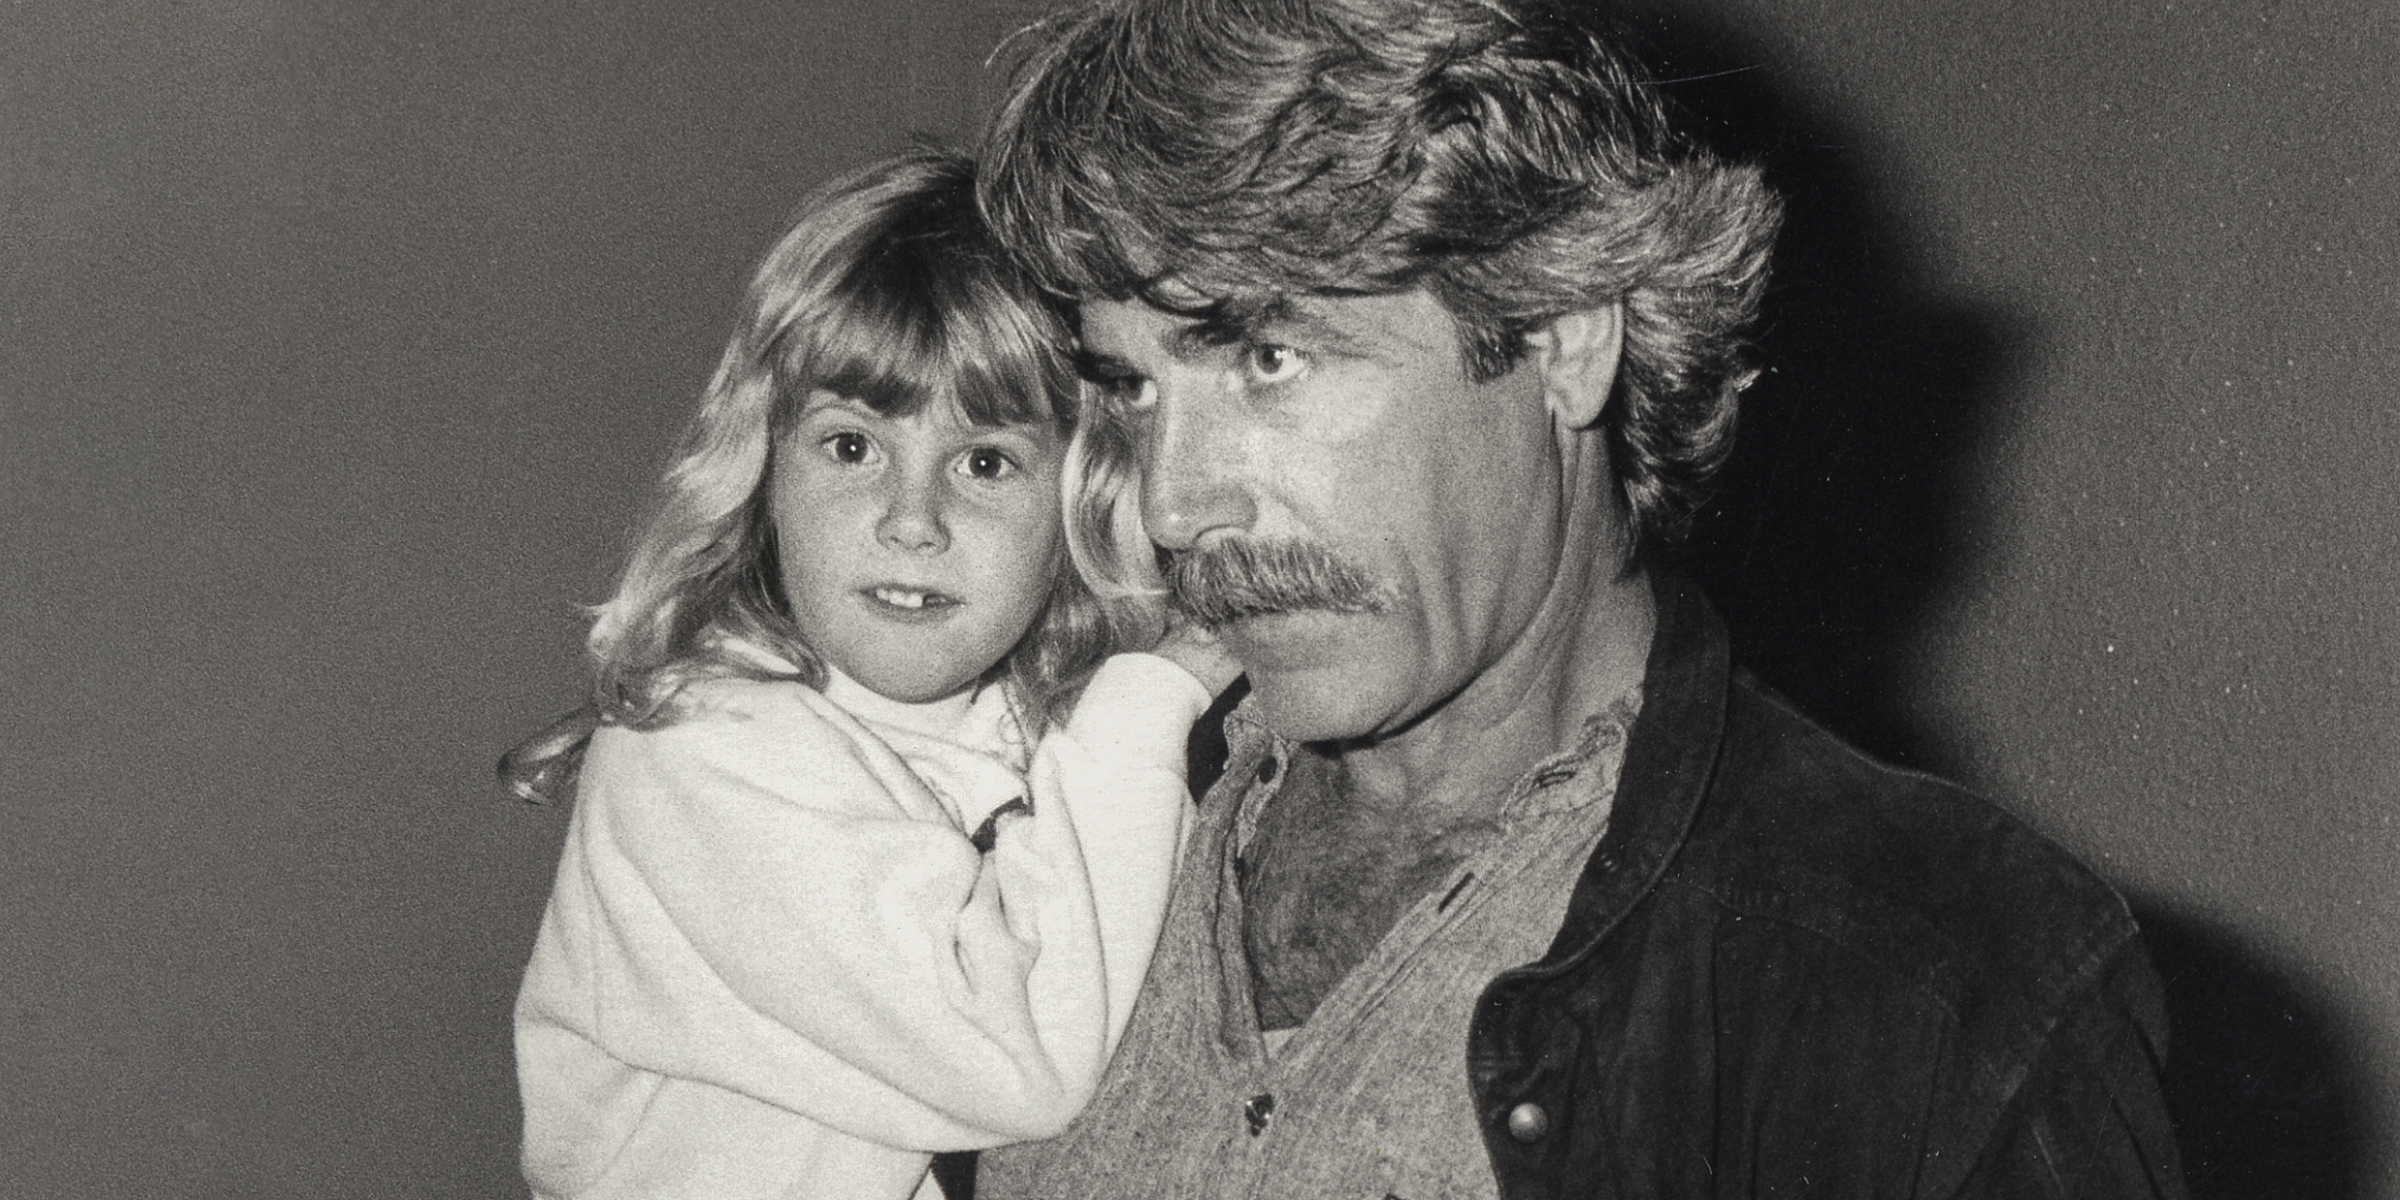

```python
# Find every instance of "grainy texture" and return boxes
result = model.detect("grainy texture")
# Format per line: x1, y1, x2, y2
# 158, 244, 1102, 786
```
1, 1, 2390, 1197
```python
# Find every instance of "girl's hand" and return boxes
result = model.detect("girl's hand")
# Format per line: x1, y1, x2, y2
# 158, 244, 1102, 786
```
1153, 616, 1242, 698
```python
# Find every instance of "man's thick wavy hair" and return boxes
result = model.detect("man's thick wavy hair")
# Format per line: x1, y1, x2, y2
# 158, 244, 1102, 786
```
501, 147, 1126, 803
980, 0, 1782, 551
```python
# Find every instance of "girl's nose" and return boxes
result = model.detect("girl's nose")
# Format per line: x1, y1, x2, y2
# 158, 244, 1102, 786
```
876, 473, 949, 554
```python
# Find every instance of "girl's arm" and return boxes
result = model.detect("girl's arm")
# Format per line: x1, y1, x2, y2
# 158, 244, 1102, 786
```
1015, 652, 1215, 1052
517, 662, 1210, 1154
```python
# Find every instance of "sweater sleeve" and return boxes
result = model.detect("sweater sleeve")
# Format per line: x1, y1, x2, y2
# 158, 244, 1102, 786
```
516, 662, 1206, 1166
1019, 653, 1212, 1051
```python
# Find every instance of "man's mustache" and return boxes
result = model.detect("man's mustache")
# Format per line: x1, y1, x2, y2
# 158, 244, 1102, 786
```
1166, 538, 1388, 628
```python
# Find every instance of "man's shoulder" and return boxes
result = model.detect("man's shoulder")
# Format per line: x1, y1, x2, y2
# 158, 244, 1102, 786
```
1673, 671, 2142, 1017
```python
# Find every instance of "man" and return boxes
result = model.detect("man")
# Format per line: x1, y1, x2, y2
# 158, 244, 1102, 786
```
969, 0, 2188, 1195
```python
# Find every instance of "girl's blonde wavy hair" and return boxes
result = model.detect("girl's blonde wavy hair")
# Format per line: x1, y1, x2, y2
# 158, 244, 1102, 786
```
502, 146, 1157, 804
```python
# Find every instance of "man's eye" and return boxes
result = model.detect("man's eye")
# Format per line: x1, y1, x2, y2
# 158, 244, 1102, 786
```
1094, 374, 1155, 412
960, 446, 1018, 480
1244, 343, 1305, 384
822, 432, 873, 464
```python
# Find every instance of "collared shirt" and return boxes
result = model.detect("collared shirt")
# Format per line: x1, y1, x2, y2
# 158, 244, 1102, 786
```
980, 572, 2187, 1200
977, 691, 1640, 1200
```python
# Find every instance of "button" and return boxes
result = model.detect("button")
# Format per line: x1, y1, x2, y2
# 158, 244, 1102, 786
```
1243, 1092, 1276, 1135
1255, 756, 1280, 784
967, 796, 1029, 853
1506, 1102, 1550, 1143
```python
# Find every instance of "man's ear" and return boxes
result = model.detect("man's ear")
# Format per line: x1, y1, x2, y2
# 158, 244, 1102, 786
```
1525, 304, 1624, 430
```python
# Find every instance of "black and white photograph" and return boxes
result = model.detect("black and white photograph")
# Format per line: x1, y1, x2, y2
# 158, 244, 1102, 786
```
4, 1, 2393, 1196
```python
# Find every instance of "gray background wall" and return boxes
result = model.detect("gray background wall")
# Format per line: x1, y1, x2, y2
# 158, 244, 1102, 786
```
2, 2, 2390, 1197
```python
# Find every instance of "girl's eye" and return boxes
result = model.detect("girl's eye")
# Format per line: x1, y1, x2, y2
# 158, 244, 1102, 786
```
1244, 343, 1305, 385
822, 432, 873, 464
960, 446, 1018, 480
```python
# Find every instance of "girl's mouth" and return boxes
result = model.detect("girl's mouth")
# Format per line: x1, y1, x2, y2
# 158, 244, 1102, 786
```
867, 585, 960, 611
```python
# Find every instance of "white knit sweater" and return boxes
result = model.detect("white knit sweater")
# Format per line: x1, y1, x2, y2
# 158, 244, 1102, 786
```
516, 653, 1209, 1199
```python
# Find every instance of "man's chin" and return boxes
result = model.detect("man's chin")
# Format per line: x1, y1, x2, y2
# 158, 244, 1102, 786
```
1220, 612, 1405, 742
1242, 669, 1405, 744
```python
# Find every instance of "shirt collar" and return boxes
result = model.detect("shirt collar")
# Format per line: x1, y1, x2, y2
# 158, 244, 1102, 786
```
1215, 681, 1643, 823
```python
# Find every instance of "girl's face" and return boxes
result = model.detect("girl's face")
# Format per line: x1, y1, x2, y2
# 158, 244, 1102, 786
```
772, 389, 1067, 704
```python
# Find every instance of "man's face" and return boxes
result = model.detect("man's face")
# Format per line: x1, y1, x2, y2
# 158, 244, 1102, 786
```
1078, 290, 1573, 742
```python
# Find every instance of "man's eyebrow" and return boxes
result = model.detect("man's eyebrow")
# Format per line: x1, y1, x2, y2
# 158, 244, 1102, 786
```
1169, 297, 1362, 355
1071, 347, 1138, 381
1258, 302, 1365, 353
1102, 310, 1254, 363
1077, 296, 1365, 377
1173, 310, 1256, 356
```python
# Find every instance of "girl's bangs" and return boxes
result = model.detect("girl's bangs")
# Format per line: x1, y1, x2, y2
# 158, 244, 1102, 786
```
771, 248, 1068, 431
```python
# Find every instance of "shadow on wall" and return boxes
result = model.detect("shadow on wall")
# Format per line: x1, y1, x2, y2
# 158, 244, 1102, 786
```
1626, 10, 2018, 779
2134, 900, 2382, 1200
1621, 10, 2381, 1198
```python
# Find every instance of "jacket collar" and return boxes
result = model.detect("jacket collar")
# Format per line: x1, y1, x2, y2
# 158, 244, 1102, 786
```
1527, 567, 1731, 974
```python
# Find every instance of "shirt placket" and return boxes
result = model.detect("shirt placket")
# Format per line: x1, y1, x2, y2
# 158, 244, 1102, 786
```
1208, 704, 1636, 1200
1197, 732, 1298, 1196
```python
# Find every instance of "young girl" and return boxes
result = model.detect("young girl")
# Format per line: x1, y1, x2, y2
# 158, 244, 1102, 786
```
505, 147, 1229, 1200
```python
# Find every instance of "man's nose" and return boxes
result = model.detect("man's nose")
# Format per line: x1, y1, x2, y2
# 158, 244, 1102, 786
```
876, 467, 950, 554
1138, 378, 1257, 552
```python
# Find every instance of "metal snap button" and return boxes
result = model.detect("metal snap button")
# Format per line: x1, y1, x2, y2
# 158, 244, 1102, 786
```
1506, 1101, 1550, 1143
1243, 1092, 1276, 1135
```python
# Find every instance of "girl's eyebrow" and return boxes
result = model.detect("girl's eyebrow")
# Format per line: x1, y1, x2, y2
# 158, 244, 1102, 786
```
961, 419, 1053, 442
795, 390, 883, 419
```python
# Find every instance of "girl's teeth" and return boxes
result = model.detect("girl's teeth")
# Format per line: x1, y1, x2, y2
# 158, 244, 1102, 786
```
875, 587, 928, 609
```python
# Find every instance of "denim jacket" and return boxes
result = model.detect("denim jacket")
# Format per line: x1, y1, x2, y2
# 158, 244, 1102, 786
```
1466, 572, 2188, 1197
